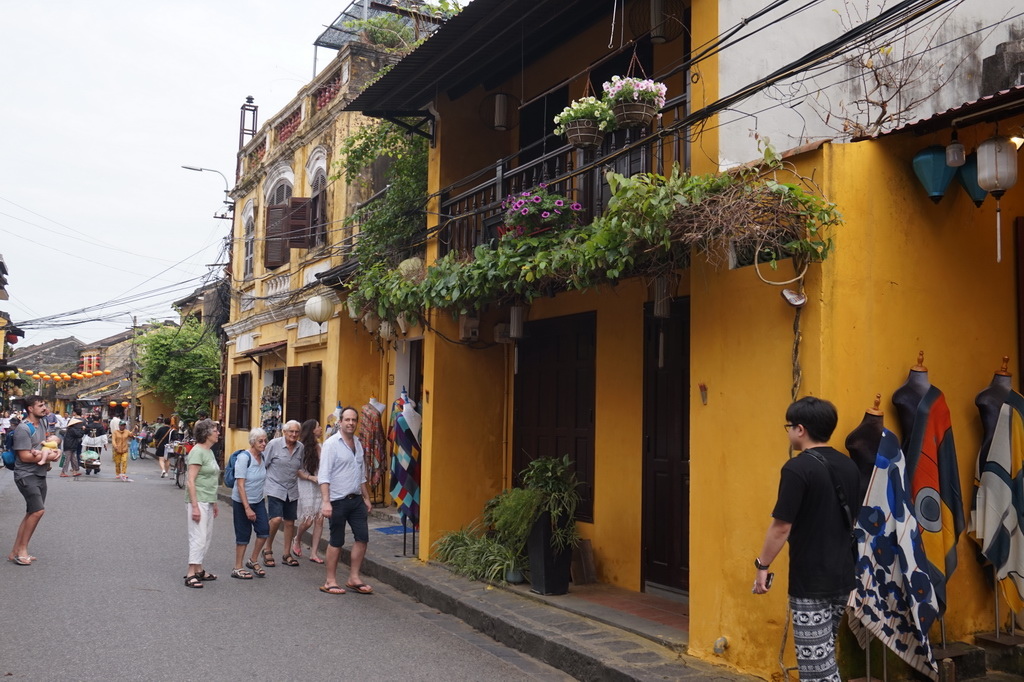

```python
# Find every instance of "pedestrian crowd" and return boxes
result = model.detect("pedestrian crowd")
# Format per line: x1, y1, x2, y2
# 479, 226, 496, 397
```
185, 406, 374, 596
4, 398, 374, 598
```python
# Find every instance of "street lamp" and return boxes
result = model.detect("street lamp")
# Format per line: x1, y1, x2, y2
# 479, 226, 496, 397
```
181, 165, 234, 219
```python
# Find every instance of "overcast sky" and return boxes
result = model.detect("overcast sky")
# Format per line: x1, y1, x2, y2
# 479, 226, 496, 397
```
1, 1, 343, 353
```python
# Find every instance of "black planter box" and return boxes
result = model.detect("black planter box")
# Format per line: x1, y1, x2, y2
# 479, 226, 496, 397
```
527, 511, 573, 595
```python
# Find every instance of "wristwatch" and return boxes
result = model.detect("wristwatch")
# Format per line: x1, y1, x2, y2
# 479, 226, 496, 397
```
754, 557, 770, 571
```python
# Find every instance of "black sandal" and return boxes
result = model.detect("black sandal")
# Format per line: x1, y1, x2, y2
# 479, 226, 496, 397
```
198, 570, 217, 581
184, 574, 204, 588
282, 555, 299, 567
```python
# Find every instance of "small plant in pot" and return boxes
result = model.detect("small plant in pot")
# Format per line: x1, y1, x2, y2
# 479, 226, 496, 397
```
499, 183, 584, 239
521, 454, 581, 595
552, 96, 617, 150
602, 75, 667, 129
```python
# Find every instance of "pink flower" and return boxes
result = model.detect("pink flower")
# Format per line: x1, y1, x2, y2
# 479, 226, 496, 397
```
521, 208, 529, 215
541, 211, 551, 218
532, 196, 542, 203
570, 203, 583, 211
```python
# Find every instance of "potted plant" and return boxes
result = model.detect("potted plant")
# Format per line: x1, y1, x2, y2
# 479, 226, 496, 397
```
521, 455, 581, 595
602, 75, 667, 129
500, 183, 585, 239
552, 96, 617, 149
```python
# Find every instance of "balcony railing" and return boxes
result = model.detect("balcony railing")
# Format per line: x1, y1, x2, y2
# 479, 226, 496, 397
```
438, 94, 689, 258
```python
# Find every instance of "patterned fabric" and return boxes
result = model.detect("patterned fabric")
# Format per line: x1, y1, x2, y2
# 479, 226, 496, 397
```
790, 595, 847, 682
358, 403, 387, 487
848, 429, 939, 680
902, 386, 964, 616
388, 395, 422, 525
969, 390, 1024, 611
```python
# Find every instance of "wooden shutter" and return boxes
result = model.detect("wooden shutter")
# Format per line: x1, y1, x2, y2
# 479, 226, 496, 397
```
285, 365, 305, 423
289, 197, 311, 249
264, 204, 289, 269
305, 362, 322, 424
238, 372, 252, 429
228, 374, 240, 428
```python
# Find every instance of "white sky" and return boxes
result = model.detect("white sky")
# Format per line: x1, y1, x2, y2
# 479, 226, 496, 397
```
0, 0, 342, 350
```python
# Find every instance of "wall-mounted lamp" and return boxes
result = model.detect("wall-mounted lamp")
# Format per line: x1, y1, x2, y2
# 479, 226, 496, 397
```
977, 133, 1019, 263
912, 146, 957, 203
945, 130, 965, 167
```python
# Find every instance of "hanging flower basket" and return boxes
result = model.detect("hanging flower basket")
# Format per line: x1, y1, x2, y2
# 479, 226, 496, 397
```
563, 119, 606, 150
611, 101, 658, 129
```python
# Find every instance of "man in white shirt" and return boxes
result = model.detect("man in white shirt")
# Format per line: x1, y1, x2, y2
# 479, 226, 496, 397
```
317, 407, 373, 595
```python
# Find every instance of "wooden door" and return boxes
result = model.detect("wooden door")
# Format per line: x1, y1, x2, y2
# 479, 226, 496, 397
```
513, 312, 596, 520
643, 298, 690, 590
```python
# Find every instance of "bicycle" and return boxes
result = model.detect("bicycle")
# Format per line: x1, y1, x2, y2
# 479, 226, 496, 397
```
170, 442, 190, 489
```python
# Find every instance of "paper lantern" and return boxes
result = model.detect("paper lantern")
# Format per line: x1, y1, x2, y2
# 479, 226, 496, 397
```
912, 145, 957, 203
5, 333, 18, 344
84, 372, 93, 378
42, 375, 51, 381
109, 401, 118, 407
957, 154, 987, 207
103, 369, 111, 375
305, 295, 334, 324
72, 373, 82, 380
121, 401, 130, 408
977, 134, 1019, 262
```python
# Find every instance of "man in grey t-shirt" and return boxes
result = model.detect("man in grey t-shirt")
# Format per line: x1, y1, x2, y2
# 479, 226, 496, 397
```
8, 395, 57, 566
261, 420, 304, 567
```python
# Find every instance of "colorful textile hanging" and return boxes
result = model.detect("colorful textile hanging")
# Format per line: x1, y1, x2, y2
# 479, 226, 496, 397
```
358, 403, 387, 487
902, 386, 964, 616
388, 393, 422, 526
969, 390, 1024, 611
848, 429, 939, 680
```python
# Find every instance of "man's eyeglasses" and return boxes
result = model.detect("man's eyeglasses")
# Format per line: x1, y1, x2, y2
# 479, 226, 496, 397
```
783, 423, 798, 430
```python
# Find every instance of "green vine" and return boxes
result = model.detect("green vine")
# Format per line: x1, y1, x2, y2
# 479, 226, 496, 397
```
347, 154, 842, 323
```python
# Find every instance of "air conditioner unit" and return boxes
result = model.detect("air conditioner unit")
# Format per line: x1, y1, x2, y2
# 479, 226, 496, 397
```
458, 314, 479, 341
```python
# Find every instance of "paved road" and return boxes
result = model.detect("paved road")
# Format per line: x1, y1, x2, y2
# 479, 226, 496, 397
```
0, 456, 571, 681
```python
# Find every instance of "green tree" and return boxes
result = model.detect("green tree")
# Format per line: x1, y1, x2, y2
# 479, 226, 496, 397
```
137, 320, 220, 422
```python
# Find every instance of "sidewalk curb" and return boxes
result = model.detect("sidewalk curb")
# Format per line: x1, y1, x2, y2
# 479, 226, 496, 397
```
218, 492, 749, 681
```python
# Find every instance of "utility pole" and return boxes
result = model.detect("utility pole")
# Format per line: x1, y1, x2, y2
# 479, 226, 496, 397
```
129, 316, 137, 427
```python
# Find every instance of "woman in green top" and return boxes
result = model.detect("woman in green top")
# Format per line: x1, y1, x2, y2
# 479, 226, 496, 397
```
185, 419, 221, 588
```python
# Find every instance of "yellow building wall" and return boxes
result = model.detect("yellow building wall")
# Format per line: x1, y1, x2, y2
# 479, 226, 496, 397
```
687, 129, 1024, 677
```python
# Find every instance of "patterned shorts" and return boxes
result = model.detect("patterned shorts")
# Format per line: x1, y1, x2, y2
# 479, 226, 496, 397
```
789, 594, 848, 682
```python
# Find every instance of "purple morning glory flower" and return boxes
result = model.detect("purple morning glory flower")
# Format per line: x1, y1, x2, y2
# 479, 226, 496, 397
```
532, 196, 542, 203
521, 208, 529, 215
521, 191, 530, 196
514, 200, 524, 209
571, 203, 583, 211
538, 183, 548, 188
541, 212, 551, 218
554, 199, 564, 206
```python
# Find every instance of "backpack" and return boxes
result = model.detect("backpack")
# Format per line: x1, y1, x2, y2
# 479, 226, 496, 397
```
2, 419, 37, 466
222, 449, 250, 488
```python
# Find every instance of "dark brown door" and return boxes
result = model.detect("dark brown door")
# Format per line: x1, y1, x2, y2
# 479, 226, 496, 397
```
513, 312, 596, 520
643, 298, 690, 590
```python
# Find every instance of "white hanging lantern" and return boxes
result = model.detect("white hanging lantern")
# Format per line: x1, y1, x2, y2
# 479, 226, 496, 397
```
362, 310, 380, 334
977, 134, 1019, 263
379, 320, 395, 341
653, 275, 670, 318
509, 305, 525, 339
396, 313, 409, 334
304, 295, 334, 324
346, 297, 361, 320
945, 130, 965, 167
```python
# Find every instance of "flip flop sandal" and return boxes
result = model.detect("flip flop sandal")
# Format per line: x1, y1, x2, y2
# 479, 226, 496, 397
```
291, 542, 302, 558
231, 568, 253, 580
308, 556, 324, 564
345, 582, 374, 595
282, 555, 300, 567
261, 550, 276, 567
9, 556, 32, 566
245, 560, 266, 577
319, 584, 345, 595
184, 574, 204, 588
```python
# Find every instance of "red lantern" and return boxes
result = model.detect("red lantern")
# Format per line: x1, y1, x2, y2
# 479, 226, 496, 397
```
5, 333, 17, 344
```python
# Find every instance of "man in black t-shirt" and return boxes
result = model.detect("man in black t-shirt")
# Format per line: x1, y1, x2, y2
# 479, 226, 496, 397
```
752, 397, 861, 682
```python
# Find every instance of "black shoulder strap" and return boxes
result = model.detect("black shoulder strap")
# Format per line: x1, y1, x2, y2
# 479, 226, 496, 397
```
806, 449, 854, 530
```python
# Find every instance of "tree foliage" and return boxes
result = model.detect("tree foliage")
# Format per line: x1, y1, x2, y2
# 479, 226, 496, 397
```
137, 319, 220, 421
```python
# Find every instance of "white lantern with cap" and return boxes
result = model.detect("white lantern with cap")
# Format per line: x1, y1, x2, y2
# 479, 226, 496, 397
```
977, 134, 1019, 263
304, 295, 334, 324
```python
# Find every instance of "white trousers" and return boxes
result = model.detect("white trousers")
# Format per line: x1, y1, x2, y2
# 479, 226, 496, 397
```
187, 502, 215, 565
